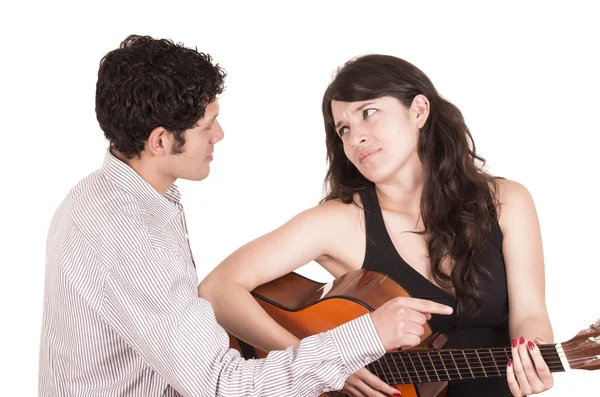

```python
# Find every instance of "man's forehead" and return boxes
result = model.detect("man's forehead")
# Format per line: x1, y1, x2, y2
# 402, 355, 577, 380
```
199, 100, 219, 122
205, 100, 219, 114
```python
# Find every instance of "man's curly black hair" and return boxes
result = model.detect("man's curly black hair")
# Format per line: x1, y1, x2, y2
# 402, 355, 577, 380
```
95, 34, 226, 159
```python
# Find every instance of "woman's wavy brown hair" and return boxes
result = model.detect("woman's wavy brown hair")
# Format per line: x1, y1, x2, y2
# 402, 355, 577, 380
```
321, 54, 500, 318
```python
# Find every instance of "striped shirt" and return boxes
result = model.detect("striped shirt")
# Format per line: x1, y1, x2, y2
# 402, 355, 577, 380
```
38, 148, 386, 397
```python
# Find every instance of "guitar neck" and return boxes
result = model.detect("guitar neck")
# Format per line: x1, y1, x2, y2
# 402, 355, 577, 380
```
365, 344, 565, 384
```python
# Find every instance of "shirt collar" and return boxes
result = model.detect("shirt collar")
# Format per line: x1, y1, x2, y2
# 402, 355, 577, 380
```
100, 148, 182, 223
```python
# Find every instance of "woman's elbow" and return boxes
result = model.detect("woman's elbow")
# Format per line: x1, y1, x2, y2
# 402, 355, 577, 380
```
198, 272, 247, 301
198, 273, 221, 300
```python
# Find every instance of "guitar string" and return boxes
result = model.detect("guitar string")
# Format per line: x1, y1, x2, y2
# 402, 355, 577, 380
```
368, 355, 595, 379
375, 353, 594, 370
370, 345, 596, 377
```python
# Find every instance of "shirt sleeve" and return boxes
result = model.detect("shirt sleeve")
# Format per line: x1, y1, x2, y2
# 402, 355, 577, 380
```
98, 247, 386, 397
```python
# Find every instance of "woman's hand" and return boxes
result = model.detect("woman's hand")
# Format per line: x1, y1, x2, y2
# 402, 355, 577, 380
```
506, 336, 553, 396
341, 367, 401, 397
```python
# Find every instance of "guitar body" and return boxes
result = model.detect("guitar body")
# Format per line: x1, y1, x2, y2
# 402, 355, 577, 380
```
229, 269, 449, 397
227, 269, 600, 395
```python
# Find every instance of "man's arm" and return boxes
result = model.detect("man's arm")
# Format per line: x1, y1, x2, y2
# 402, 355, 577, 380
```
99, 248, 386, 397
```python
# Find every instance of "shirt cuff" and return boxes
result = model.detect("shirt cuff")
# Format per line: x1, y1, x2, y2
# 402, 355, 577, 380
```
329, 313, 386, 374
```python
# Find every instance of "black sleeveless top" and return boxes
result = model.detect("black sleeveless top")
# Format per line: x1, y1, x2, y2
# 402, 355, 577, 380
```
359, 188, 511, 397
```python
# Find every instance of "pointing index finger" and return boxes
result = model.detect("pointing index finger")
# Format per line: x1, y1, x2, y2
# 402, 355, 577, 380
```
398, 297, 453, 315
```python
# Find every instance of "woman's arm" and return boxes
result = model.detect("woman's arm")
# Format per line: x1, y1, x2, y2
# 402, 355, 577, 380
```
498, 178, 553, 342
198, 200, 354, 352
200, 198, 454, 397
497, 178, 554, 396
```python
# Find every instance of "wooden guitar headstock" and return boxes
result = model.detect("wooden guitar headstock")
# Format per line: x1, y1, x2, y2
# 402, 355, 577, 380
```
562, 319, 600, 370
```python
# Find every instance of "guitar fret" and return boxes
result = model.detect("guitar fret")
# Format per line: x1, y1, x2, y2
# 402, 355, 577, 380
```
382, 355, 396, 384
489, 348, 501, 376
438, 351, 451, 381
417, 353, 431, 382
449, 351, 462, 380
427, 351, 441, 382
407, 353, 422, 382
374, 359, 390, 385
481, 348, 501, 378
389, 354, 404, 384
462, 350, 475, 378
475, 350, 487, 378
366, 362, 375, 376
399, 353, 414, 383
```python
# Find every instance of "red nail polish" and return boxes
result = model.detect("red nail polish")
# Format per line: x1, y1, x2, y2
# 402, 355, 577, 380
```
394, 393, 402, 396
508, 359, 512, 367
519, 336, 525, 345
528, 341, 535, 350
512, 338, 517, 348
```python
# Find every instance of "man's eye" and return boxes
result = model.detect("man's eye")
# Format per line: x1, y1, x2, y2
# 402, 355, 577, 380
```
363, 108, 377, 118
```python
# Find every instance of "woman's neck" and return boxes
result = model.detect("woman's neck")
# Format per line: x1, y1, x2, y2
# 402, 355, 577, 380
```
375, 167, 425, 214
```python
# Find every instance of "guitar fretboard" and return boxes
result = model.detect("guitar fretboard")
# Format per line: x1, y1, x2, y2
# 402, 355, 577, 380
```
365, 344, 564, 384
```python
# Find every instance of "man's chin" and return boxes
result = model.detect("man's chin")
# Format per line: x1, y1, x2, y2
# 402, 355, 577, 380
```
191, 170, 210, 182
177, 165, 211, 182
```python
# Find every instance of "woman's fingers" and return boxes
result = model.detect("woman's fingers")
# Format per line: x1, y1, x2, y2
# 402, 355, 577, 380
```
506, 358, 521, 396
343, 368, 401, 397
506, 336, 555, 396
510, 337, 531, 395
529, 338, 554, 392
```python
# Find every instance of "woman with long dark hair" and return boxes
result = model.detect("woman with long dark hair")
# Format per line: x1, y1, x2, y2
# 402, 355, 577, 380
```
200, 54, 554, 397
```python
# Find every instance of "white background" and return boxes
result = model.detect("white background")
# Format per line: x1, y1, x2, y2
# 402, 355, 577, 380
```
1, 0, 598, 395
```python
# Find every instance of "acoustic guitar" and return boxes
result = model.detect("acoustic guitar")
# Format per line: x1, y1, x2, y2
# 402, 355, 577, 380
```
228, 269, 599, 397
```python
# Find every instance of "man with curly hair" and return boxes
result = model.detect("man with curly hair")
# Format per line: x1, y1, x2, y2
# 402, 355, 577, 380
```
38, 34, 453, 397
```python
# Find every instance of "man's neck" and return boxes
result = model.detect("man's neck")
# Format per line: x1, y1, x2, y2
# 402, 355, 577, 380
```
111, 148, 175, 195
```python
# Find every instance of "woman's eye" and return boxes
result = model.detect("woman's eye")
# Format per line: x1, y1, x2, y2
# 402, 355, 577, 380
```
363, 108, 377, 118
338, 126, 349, 137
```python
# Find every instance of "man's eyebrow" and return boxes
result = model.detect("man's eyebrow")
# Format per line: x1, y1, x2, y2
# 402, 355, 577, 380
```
196, 113, 219, 128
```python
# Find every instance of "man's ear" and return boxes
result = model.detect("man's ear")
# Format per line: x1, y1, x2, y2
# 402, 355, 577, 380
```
146, 126, 173, 156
